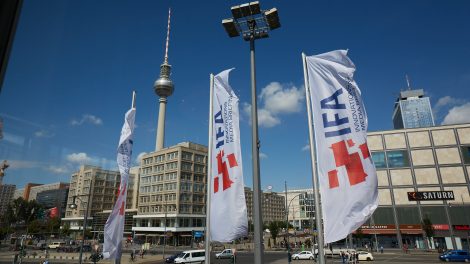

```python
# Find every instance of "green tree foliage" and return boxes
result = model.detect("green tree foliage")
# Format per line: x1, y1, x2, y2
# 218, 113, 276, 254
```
422, 215, 434, 238
61, 223, 71, 237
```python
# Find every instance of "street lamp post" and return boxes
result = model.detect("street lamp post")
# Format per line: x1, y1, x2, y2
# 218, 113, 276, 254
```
285, 193, 308, 257
222, 3, 280, 264
69, 194, 91, 264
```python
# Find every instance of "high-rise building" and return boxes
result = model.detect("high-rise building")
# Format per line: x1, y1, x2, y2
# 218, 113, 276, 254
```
0, 184, 16, 220
132, 142, 207, 246
154, 8, 174, 151
392, 89, 435, 129
28, 182, 69, 201
62, 165, 138, 232
13, 182, 42, 200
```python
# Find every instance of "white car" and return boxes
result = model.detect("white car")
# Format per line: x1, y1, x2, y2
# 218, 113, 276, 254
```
357, 251, 374, 261
292, 251, 314, 260
174, 249, 205, 263
215, 249, 234, 259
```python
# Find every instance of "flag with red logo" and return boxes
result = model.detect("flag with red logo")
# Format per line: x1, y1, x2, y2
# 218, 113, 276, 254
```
103, 106, 136, 259
304, 50, 378, 243
209, 69, 248, 242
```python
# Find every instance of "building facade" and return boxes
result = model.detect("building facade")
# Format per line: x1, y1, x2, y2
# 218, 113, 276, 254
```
132, 142, 207, 246
13, 183, 42, 200
28, 182, 69, 201
367, 123, 470, 250
62, 165, 138, 232
245, 187, 286, 225
36, 188, 69, 218
0, 184, 15, 220
284, 189, 315, 231
392, 89, 435, 129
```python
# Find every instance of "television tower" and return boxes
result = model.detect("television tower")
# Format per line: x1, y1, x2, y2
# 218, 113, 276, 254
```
154, 8, 174, 151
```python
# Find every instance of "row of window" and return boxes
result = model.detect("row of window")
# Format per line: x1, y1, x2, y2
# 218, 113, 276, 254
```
137, 218, 204, 228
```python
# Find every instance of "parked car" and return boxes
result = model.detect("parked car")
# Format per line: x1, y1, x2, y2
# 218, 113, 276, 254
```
174, 249, 205, 263
439, 250, 470, 262
75, 245, 92, 252
292, 251, 314, 260
215, 249, 234, 259
165, 252, 184, 263
48, 242, 65, 249
357, 251, 374, 261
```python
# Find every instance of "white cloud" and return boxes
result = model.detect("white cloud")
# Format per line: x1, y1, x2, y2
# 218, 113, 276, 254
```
260, 82, 304, 114
66, 152, 92, 164
71, 114, 103, 126
34, 129, 55, 138
442, 102, 470, 125
301, 144, 310, 151
243, 82, 304, 128
46, 165, 70, 174
259, 152, 268, 159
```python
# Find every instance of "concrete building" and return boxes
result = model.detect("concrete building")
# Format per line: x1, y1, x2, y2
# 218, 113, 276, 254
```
36, 188, 69, 218
28, 182, 69, 201
132, 142, 207, 246
245, 187, 286, 225
366, 123, 470, 250
392, 89, 435, 129
13, 182, 42, 200
62, 165, 138, 232
284, 188, 315, 230
0, 184, 16, 219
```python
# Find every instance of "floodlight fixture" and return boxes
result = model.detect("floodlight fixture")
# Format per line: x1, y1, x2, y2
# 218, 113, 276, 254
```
222, 18, 240, 37
265, 8, 281, 30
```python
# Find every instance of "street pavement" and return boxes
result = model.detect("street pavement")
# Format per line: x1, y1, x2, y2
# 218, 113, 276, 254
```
0, 248, 444, 264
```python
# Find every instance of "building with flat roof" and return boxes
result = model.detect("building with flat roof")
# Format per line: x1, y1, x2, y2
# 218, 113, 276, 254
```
0, 184, 16, 223
245, 187, 286, 225
28, 182, 69, 201
367, 123, 470, 250
13, 182, 42, 200
36, 188, 69, 218
392, 89, 435, 129
62, 165, 138, 232
132, 142, 207, 246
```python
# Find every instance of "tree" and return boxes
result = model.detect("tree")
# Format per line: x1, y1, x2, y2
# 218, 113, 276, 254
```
422, 215, 434, 250
268, 221, 280, 246
61, 223, 71, 238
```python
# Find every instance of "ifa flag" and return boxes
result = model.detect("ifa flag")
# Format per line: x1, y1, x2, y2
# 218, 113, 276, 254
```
103, 106, 136, 259
209, 69, 248, 242
304, 50, 378, 243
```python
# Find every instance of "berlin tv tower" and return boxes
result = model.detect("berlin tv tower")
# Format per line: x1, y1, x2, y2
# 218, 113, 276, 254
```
154, 8, 174, 151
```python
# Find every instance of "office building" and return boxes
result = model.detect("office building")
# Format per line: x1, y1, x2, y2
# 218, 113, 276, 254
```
36, 188, 69, 218
62, 165, 138, 232
392, 89, 435, 129
28, 182, 69, 201
0, 184, 16, 220
245, 187, 286, 225
366, 123, 470, 250
13, 183, 42, 200
132, 142, 207, 246
284, 189, 315, 230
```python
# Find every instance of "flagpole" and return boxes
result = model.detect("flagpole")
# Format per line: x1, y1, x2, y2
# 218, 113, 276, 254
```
204, 74, 215, 264
302, 52, 325, 264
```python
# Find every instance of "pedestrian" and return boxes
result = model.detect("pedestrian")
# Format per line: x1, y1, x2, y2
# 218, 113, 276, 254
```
380, 245, 384, 254
288, 249, 292, 264
340, 251, 346, 264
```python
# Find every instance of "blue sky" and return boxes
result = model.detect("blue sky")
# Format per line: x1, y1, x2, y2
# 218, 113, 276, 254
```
1, 0, 470, 192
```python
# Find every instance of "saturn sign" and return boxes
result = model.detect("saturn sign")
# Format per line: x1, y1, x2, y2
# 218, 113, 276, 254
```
407, 191, 455, 201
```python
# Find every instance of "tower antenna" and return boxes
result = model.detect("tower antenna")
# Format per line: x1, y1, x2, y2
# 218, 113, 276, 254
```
164, 8, 171, 64
405, 74, 411, 90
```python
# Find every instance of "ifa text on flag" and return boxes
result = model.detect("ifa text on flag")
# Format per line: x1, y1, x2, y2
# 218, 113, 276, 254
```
305, 50, 378, 243
209, 69, 248, 242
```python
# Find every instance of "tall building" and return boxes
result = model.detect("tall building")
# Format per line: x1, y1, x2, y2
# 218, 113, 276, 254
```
154, 8, 174, 151
13, 182, 42, 200
284, 189, 315, 230
0, 184, 16, 219
367, 123, 470, 250
62, 165, 138, 232
132, 142, 207, 246
245, 187, 285, 225
392, 89, 435, 129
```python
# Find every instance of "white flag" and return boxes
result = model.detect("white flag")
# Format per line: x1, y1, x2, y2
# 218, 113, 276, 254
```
103, 107, 136, 259
209, 69, 248, 242
304, 50, 378, 243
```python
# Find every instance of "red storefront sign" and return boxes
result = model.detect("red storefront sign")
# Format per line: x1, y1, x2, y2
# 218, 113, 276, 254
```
357, 225, 396, 234
454, 225, 470, 231
399, 224, 422, 234
432, 224, 449, 230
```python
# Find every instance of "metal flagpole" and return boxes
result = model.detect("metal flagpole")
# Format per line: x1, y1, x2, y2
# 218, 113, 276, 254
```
302, 52, 325, 264
204, 74, 215, 264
